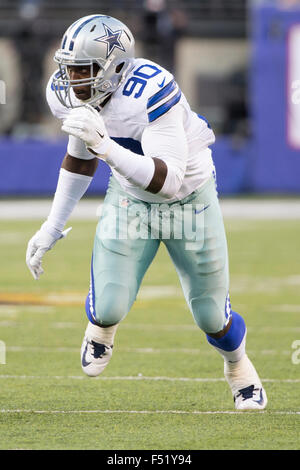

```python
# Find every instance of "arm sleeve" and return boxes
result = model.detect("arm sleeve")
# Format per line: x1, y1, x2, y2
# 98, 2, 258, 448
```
104, 104, 188, 199
43, 168, 93, 237
141, 104, 188, 198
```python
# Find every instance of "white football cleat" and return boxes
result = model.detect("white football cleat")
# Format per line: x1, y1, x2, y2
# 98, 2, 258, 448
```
233, 384, 267, 411
80, 323, 114, 377
81, 337, 113, 377
224, 354, 267, 410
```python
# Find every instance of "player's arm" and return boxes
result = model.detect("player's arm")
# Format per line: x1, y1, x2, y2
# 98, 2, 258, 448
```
26, 71, 101, 280
61, 152, 98, 176
62, 105, 188, 199
144, 157, 168, 194
140, 105, 188, 198
26, 140, 98, 280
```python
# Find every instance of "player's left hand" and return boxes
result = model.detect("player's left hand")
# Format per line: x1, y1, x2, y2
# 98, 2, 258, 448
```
26, 224, 72, 280
61, 105, 111, 156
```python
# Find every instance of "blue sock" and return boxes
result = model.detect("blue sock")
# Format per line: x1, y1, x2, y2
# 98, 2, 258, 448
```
206, 311, 246, 362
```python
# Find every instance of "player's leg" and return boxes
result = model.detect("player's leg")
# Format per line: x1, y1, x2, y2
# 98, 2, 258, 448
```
82, 177, 160, 376
164, 175, 267, 410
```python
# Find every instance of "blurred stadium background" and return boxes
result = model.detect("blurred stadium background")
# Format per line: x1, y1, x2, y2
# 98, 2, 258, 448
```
1, 0, 300, 196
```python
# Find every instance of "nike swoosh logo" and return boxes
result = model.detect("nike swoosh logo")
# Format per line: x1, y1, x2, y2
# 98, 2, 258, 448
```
96, 130, 104, 139
194, 204, 210, 214
158, 77, 166, 88
81, 343, 91, 367
253, 388, 264, 405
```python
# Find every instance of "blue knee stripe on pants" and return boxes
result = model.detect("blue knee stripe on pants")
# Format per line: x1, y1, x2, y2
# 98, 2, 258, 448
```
85, 254, 98, 325
206, 311, 246, 352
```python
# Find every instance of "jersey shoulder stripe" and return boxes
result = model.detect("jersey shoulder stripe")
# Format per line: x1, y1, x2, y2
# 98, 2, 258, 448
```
147, 79, 176, 109
147, 86, 182, 123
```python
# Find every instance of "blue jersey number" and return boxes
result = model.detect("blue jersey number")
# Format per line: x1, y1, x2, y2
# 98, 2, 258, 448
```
123, 64, 161, 99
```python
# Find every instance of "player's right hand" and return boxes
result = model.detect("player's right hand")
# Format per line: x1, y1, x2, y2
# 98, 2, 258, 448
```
61, 105, 111, 156
26, 224, 72, 280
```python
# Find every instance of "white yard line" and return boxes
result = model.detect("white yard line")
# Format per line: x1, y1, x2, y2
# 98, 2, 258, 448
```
0, 306, 55, 315
1, 199, 300, 220
0, 409, 299, 415
0, 317, 298, 333
3, 345, 295, 356
0, 375, 299, 383
121, 324, 299, 333
267, 304, 300, 313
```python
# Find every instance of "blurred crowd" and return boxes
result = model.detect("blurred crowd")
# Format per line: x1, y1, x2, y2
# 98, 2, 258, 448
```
0, 0, 191, 137
0, 0, 254, 141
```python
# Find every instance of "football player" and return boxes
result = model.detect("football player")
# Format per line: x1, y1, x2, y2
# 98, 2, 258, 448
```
26, 15, 267, 410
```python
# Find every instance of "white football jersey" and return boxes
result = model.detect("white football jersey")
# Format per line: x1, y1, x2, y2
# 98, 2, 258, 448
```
46, 58, 216, 203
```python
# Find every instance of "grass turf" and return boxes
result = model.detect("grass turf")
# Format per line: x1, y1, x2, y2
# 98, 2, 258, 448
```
0, 218, 299, 449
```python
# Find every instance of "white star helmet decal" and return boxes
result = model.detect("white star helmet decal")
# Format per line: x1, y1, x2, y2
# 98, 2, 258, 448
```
94, 24, 126, 58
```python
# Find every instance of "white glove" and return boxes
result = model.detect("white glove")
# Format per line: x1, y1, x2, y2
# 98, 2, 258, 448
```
26, 223, 72, 280
61, 105, 111, 156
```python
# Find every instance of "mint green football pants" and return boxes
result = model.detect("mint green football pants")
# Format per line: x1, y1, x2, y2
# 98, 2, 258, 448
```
85, 174, 230, 334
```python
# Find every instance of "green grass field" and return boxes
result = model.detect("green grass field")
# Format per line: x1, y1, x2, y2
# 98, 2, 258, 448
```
0, 216, 299, 450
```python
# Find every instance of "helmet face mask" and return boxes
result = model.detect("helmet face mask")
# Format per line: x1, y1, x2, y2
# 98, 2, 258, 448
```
52, 15, 135, 108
